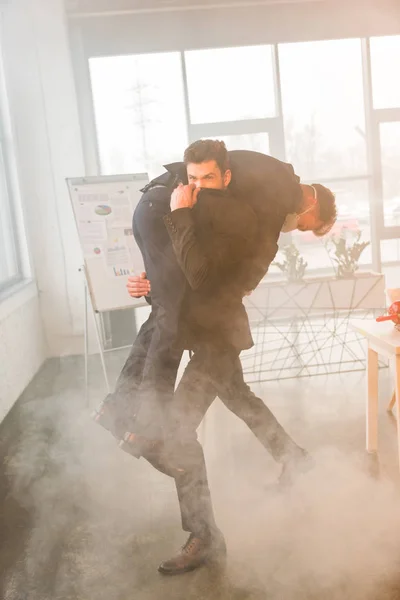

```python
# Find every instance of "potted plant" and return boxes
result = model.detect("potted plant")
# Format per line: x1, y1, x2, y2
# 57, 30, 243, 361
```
272, 243, 308, 283
326, 229, 370, 279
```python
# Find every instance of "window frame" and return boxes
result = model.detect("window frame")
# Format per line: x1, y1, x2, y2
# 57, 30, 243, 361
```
0, 39, 23, 294
70, 19, 400, 276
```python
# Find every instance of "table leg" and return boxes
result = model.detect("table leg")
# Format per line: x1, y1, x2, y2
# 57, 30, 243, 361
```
387, 390, 396, 413
395, 356, 400, 470
366, 346, 379, 453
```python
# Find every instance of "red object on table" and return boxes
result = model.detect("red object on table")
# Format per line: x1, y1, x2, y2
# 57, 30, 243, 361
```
376, 301, 400, 325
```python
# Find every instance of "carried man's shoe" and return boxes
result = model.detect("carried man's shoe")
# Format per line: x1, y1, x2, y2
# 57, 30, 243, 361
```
119, 432, 146, 458
119, 431, 163, 459
158, 530, 226, 576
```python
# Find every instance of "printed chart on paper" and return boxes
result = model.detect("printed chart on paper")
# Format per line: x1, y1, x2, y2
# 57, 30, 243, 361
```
67, 174, 149, 312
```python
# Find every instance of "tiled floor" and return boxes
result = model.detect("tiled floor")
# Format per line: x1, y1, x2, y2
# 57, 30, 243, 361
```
1, 349, 400, 599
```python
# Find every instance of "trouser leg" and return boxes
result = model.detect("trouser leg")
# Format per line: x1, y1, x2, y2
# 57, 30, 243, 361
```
144, 439, 218, 537
167, 345, 304, 464
92, 314, 156, 437
142, 351, 218, 535
217, 355, 304, 463
119, 192, 186, 445
109, 311, 156, 413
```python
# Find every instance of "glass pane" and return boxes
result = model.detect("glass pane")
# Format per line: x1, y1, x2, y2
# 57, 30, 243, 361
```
379, 122, 400, 227
381, 239, 400, 265
381, 239, 400, 291
288, 179, 371, 273
279, 39, 367, 180
370, 35, 400, 109
0, 146, 19, 286
89, 53, 188, 178
185, 46, 276, 124
205, 133, 270, 154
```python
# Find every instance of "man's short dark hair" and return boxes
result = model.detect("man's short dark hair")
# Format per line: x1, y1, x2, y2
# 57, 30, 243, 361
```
184, 139, 229, 174
312, 183, 337, 237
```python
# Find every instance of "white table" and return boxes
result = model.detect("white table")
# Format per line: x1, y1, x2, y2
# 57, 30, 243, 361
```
351, 319, 400, 467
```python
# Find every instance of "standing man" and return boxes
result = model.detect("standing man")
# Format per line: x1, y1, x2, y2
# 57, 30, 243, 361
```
118, 143, 332, 574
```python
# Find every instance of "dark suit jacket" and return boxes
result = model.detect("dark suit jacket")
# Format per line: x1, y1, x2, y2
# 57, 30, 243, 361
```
165, 150, 303, 292
163, 189, 258, 351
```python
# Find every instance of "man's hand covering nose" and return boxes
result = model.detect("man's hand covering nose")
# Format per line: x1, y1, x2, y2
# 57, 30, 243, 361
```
170, 184, 200, 211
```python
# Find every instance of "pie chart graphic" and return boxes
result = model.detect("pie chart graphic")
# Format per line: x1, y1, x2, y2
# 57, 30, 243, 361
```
95, 204, 112, 216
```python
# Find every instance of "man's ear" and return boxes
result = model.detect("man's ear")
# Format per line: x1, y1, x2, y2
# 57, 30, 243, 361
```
224, 169, 232, 187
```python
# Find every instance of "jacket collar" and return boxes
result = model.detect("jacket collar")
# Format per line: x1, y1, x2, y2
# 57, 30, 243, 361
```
164, 161, 188, 185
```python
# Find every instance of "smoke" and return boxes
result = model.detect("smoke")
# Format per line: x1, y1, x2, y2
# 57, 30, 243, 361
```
4, 381, 400, 600
4, 389, 180, 600
214, 446, 400, 600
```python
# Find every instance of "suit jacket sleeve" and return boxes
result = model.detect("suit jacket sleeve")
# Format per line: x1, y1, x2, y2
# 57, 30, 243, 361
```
163, 208, 223, 291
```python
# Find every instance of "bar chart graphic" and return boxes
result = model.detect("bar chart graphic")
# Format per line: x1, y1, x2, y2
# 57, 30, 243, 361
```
113, 267, 135, 277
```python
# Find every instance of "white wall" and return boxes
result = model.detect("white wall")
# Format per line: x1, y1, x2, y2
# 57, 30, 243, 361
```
0, 0, 101, 419
0, 286, 46, 422
1, 0, 88, 357
0, 1, 50, 419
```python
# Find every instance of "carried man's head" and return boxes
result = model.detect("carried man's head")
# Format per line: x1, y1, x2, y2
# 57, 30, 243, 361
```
291, 183, 337, 237
183, 138, 337, 237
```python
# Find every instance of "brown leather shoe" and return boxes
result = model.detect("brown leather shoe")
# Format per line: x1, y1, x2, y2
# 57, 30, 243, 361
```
158, 531, 226, 575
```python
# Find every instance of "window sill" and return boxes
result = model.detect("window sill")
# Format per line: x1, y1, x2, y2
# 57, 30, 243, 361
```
0, 279, 38, 321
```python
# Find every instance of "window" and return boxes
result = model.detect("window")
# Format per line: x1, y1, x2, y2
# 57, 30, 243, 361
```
379, 122, 400, 227
0, 151, 19, 288
381, 239, 400, 265
206, 133, 270, 154
89, 53, 188, 177
370, 35, 400, 109
0, 50, 21, 291
82, 33, 399, 278
184, 45, 276, 124
279, 39, 367, 180
381, 239, 400, 290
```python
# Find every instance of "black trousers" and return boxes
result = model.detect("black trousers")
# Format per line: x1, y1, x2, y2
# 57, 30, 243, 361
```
142, 344, 303, 537
108, 189, 186, 439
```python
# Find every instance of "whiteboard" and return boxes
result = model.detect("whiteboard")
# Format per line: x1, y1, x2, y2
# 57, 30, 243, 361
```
67, 173, 149, 313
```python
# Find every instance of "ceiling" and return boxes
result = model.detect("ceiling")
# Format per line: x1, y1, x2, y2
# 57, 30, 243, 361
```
65, 0, 326, 16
